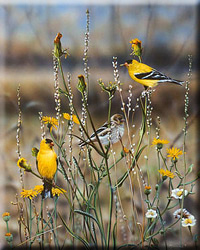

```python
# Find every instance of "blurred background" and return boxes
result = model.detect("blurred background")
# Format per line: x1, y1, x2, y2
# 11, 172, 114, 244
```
0, 3, 198, 247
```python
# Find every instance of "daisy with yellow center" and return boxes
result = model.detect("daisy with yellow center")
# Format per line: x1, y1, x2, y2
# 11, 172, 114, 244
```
171, 188, 188, 199
182, 215, 196, 227
173, 208, 190, 219
158, 168, 175, 179
63, 113, 80, 125
52, 187, 67, 197
34, 185, 44, 194
42, 116, 58, 131
152, 138, 169, 150
145, 209, 157, 219
21, 189, 38, 200
167, 147, 183, 161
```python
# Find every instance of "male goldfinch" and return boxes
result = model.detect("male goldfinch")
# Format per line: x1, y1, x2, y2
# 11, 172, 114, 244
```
79, 114, 125, 146
121, 59, 184, 88
36, 138, 57, 199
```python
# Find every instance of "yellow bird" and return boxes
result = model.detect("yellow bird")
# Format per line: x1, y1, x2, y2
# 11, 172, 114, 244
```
121, 59, 184, 88
36, 138, 57, 199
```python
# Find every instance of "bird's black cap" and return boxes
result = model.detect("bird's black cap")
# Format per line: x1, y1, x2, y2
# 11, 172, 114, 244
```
125, 59, 133, 64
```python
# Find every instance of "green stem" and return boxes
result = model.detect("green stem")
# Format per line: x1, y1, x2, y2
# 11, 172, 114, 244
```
105, 156, 113, 249
29, 199, 32, 248
6, 221, 9, 233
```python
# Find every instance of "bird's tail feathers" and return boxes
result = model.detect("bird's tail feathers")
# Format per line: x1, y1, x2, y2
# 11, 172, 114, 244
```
42, 180, 53, 199
170, 79, 184, 86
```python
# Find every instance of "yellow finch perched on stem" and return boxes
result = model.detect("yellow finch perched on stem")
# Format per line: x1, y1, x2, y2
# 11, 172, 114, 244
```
79, 114, 125, 146
121, 59, 184, 88
36, 139, 57, 199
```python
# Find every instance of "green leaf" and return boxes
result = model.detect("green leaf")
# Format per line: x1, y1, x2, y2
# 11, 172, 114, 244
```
58, 212, 90, 249
74, 209, 106, 246
186, 164, 194, 175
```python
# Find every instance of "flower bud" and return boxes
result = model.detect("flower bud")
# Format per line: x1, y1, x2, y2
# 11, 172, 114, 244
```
5, 233, 13, 243
77, 75, 87, 93
2, 212, 10, 222
54, 32, 63, 58
17, 158, 32, 172
32, 147, 39, 157
130, 38, 142, 57
144, 186, 151, 195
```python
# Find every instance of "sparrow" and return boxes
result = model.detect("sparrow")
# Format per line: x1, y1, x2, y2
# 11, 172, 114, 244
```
79, 114, 125, 146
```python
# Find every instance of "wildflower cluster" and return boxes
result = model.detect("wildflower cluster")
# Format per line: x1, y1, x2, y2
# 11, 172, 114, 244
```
3, 13, 197, 250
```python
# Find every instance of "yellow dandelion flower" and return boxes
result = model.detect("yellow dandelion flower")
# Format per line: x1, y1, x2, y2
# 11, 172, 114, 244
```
34, 185, 44, 194
63, 113, 80, 125
167, 147, 183, 161
21, 189, 38, 200
158, 168, 175, 179
152, 138, 169, 146
52, 187, 67, 197
63, 113, 70, 120
152, 138, 169, 150
42, 116, 58, 131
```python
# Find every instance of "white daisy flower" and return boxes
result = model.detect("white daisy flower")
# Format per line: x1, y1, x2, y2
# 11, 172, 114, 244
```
182, 215, 196, 227
146, 209, 157, 219
171, 188, 188, 199
173, 208, 190, 219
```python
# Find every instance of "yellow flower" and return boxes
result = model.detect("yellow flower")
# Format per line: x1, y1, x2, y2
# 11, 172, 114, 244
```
152, 138, 169, 150
34, 185, 44, 194
72, 115, 80, 125
52, 187, 67, 197
42, 116, 58, 131
21, 189, 38, 200
158, 168, 175, 179
152, 138, 169, 146
167, 147, 183, 160
63, 113, 80, 125
17, 158, 32, 172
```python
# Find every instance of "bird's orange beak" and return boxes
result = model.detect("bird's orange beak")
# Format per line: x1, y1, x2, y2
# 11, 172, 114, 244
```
120, 62, 129, 68
50, 142, 54, 147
